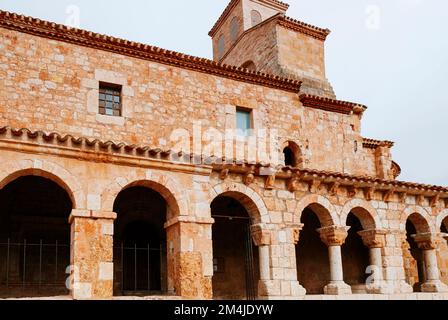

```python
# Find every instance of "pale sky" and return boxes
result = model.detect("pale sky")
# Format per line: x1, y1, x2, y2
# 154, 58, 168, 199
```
0, 0, 447, 186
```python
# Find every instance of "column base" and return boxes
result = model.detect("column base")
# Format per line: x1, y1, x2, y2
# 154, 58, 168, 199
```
421, 280, 448, 293
324, 281, 352, 295
258, 280, 306, 300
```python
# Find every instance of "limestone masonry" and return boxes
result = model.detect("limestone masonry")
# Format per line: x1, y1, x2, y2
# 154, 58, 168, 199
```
0, 0, 447, 300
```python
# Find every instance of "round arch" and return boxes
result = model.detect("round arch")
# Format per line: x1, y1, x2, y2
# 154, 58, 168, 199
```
102, 171, 189, 218
400, 206, 434, 233
340, 199, 381, 230
281, 141, 303, 168
241, 60, 256, 72
294, 194, 339, 227
436, 210, 448, 231
210, 182, 268, 224
0, 159, 83, 209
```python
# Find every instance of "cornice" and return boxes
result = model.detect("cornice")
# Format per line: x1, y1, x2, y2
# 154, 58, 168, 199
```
299, 94, 367, 115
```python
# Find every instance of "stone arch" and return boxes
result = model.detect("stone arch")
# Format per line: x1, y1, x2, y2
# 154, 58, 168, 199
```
251, 10, 262, 27
340, 199, 381, 230
101, 171, 190, 218
400, 206, 434, 234
294, 194, 339, 227
210, 182, 269, 224
436, 210, 448, 232
0, 159, 84, 209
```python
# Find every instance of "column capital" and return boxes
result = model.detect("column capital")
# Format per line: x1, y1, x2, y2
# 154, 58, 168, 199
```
251, 224, 272, 246
318, 226, 350, 247
358, 229, 387, 248
412, 233, 444, 250
69, 209, 117, 224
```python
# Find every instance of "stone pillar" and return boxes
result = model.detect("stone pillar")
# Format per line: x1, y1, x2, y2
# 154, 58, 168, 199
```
69, 209, 116, 300
385, 230, 413, 294
253, 224, 306, 300
358, 229, 388, 293
164, 216, 214, 299
413, 233, 448, 293
318, 226, 352, 295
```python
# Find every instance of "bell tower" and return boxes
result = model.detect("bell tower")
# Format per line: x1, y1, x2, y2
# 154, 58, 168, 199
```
209, 0, 335, 98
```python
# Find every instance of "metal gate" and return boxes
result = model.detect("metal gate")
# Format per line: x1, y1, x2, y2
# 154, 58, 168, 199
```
244, 223, 257, 300
114, 242, 164, 295
213, 215, 257, 300
0, 239, 70, 297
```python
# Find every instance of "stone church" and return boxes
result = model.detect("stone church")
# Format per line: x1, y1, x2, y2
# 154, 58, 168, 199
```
0, 0, 447, 300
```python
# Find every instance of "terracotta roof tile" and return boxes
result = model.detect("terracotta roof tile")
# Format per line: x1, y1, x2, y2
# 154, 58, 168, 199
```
0, 10, 302, 93
299, 94, 367, 115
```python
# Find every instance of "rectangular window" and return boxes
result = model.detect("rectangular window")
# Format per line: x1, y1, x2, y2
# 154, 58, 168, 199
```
236, 107, 252, 136
99, 83, 122, 117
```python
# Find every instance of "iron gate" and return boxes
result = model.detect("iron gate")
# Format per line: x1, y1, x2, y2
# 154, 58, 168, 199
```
0, 239, 70, 297
114, 242, 164, 295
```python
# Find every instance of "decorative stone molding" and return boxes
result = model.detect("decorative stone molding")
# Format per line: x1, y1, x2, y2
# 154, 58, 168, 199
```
265, 175, 276, 190
358, 229, 387, 249
251, 224, 272, 246
318, 226, 350, 247
412, 233, 443, 250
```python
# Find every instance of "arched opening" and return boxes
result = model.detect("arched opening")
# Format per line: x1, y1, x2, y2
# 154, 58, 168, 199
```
282, 141, 302, 168
113, 186, 168, 296
296, 207, 330, 294
0, 175, 72, 298
440, 218, 448, 285
403, 213, 430, 292
241, 60, 256, 72
230, 17, 239, 43
211, 194, 259, 300
341, 213, 370, 293
251, 10, 262, 27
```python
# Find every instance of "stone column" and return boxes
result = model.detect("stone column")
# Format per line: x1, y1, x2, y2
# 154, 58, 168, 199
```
253, 224, 306, 300
358, 229, 388, 293
164, 216, 214, 299
318, 226, 352, 295
69, 210, 116, 300
413, 233, 448, 293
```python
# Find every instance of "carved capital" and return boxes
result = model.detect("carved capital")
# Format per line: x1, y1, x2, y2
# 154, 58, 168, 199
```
288, 224, 304, 245
358, 229, 387, 248
412, 233, 442, 250
251, 224, 271, 246
318, 226, 350, 247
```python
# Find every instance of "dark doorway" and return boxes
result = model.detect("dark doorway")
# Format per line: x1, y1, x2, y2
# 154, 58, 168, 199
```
296, 208, 330, 294
404, 220, 425, 292
342, 213, 370, 292
0, 175, 72, 298
211, 195, 259, 300
113, 186, 167, 296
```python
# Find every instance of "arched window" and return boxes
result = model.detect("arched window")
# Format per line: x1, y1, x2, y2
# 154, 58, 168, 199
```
241, 60, 256, 72
218, 34, 225, 59
251, 10, 262, 27
282, 141, 302, 167
230, 17, 239, 43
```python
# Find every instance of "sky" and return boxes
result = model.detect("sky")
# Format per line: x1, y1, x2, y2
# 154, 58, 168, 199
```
0, 0, 446, 186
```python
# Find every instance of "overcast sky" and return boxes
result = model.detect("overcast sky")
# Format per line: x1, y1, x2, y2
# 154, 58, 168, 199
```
0, 0, 446, 186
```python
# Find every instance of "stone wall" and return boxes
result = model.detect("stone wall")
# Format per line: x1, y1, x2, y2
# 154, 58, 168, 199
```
0, 27, 383, 177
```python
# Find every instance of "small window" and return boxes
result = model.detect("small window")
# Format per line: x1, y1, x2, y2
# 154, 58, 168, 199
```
218, 35, 225, 59
99, 83, 122, 117
251, 10, 262, 27
283, 147, 295, 167
241, 60, 256, 72
236, 107, 252, 136
230, 17, 239, 43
